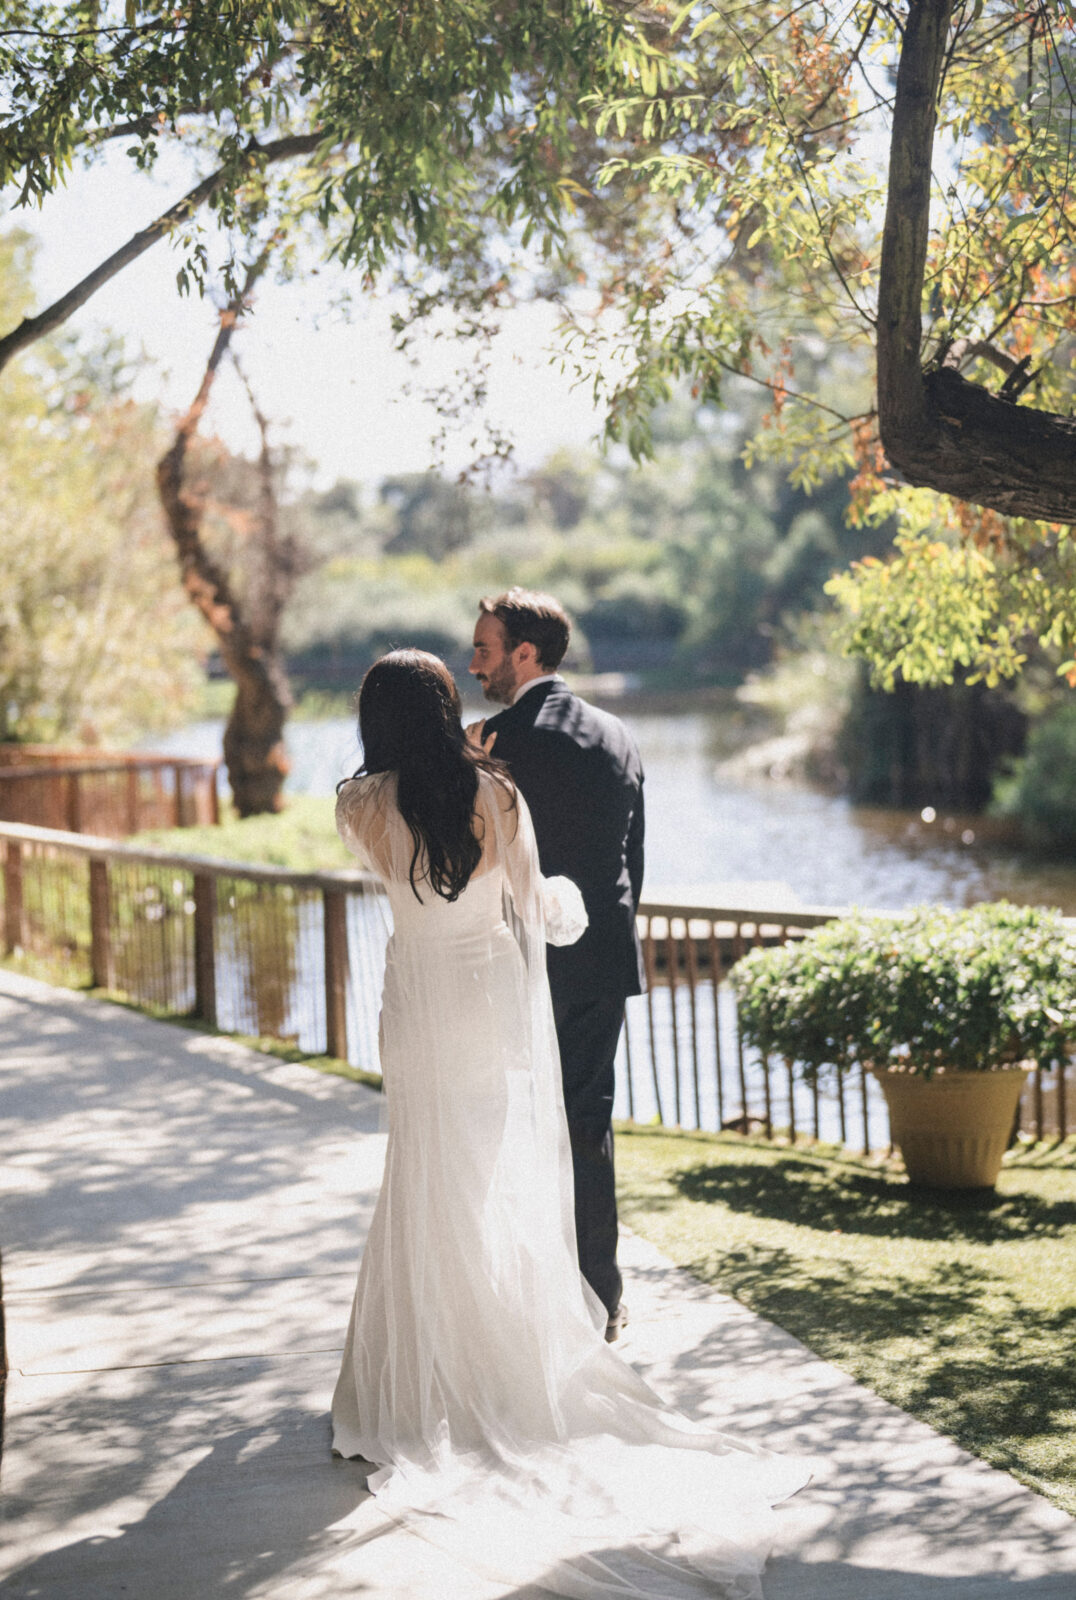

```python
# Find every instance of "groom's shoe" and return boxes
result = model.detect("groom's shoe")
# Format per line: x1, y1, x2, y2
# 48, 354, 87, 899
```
605, 1302, 628, 1343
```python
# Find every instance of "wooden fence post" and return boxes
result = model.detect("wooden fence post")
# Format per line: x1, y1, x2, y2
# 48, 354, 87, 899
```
126, 767, 140, 834
193, 873, 217, 1026
3, 840, 24, 953
65, 771, 81, 833
209, 765, 221, 826
323, 887, 350, 1061
173, 764, 185, 827
89, 857, 112, 989
665, 923, 681, 1124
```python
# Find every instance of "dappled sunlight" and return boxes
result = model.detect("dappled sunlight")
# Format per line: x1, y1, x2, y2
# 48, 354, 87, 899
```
618, 1131, 1076, 1519
3, 1380, 386, 1600
4, 970, 1076, 1597
1, 982, 382, 1301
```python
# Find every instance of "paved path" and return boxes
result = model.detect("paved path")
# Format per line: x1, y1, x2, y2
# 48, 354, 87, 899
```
2, 965, 1075, 1599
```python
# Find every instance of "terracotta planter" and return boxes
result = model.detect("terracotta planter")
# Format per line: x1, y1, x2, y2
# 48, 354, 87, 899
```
871, 1066, 1031, 1190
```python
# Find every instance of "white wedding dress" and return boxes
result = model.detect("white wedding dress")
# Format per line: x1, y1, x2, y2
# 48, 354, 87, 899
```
333, 769, 810, 1599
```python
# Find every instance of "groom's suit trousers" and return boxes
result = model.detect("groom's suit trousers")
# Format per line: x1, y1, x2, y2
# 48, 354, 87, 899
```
552, 990, 625, 1320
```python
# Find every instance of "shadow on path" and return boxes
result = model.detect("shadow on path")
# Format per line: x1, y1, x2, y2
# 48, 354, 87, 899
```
3, 1413, 378, 1599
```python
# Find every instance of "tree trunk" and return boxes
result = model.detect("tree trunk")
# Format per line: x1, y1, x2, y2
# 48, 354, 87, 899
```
221, 655, 292, 817
877, 0, 1076, 524
156, 255, 293, 817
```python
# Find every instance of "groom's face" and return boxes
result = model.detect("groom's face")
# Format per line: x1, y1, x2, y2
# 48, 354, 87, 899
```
470, 613, 520, 704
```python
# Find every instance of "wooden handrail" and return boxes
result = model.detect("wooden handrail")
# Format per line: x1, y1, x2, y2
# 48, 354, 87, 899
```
0, 820, 378, 894
0, 759, 220, 780
3, 818, 1070, 1145
0, 745, 221, 768
640, 903, 840, 928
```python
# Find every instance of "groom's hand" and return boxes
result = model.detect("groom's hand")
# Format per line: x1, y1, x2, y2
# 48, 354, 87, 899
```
465, 719, 497, 755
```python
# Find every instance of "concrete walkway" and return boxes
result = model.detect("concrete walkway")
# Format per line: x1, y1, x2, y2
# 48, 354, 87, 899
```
2, 966, 1075, 1600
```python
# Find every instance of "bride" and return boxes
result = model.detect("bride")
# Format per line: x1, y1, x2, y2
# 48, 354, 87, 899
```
332, 649, 811, 1599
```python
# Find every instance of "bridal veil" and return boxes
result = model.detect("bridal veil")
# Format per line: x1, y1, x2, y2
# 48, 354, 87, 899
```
332, 769, 810, 1599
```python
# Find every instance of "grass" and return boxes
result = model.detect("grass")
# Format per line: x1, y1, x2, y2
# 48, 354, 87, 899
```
615, 1123, 1076, 1517
133, 795, 348, 872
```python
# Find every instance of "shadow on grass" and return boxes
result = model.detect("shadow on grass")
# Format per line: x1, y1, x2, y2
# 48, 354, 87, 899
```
690, 1238, 1076, 1492
672, 1155, 1076, 1242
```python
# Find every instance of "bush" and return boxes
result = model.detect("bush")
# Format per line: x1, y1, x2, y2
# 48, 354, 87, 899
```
732, 902, 1076, 1079
994, 701, 1076, 852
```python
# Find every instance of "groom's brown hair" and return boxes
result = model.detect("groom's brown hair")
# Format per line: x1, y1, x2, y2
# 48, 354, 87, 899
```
479, 588, 571, 671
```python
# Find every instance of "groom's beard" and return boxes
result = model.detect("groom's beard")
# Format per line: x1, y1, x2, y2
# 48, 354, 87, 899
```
479, 660, 517, 704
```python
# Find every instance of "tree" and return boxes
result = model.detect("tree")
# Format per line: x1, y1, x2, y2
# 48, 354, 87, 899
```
0, 232, 204, 741
0, 2, 669, 365
6, 2, 1076, 690
1, 4, 703, 803
584, 2, 1076, 499
576, 0, 1076, 683
156, 256, 311, 814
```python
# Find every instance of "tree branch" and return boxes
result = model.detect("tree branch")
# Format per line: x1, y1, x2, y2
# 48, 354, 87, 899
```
876, 0, 1076, 523
0, 130, 324, 375
231, 348, 310, 646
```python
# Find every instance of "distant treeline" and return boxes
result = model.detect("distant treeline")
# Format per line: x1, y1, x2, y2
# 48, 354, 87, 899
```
282, 402, 894, 689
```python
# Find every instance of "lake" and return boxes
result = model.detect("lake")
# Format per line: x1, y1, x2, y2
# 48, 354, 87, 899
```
147, 705, 1076, 915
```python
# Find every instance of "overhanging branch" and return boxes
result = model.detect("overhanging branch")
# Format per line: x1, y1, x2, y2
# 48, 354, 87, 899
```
0, 130, 325, 376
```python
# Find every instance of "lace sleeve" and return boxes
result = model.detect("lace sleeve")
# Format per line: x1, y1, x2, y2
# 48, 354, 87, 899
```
335, 773, 394, 870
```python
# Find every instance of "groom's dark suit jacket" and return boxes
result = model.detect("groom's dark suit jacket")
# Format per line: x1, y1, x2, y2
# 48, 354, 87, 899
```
483, 680, 645, 1004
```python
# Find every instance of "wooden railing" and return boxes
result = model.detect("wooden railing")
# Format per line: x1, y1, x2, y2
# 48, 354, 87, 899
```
0, 820, 1070, 1151
0, 751, 220, 836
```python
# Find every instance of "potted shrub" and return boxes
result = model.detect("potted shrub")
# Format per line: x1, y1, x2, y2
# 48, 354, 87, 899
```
732, 902, 1076, 1189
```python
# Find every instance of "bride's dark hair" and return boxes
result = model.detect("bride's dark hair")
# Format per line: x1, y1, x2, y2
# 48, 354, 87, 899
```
340, 649, 512, 902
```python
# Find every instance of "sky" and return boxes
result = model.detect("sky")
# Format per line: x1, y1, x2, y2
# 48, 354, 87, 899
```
8, 146, 609, 489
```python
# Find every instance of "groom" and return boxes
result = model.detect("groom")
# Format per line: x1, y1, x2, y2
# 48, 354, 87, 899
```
469, 588, 645, 1341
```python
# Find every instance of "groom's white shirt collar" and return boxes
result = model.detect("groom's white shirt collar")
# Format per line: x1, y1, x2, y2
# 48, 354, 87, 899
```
512, 673, 562, 705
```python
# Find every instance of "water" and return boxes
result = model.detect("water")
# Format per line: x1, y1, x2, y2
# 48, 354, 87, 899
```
147, 707, 1076, 914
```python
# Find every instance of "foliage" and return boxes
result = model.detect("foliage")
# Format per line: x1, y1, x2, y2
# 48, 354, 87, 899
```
836, 668, 1027, 811
993, 701, 1076, 853
0, 1, 678, 349
572, 0, 1076, 673
579, 2, 1076, 466
825, 492, 1076, 691
7, 3, 1075, 690
732, 902, 1076, 1079
616, 1125, 1076, 1516
0, 233, 203, 742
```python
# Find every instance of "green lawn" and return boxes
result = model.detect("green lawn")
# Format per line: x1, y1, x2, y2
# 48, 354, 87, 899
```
133, 795, 348, 872
615, 1124, 1076, 1516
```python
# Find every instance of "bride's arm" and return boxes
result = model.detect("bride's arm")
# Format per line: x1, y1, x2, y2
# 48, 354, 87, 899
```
490, 778, 587, 948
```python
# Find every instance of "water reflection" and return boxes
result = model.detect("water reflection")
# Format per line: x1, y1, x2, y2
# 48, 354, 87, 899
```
629, 711, 1076, 915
